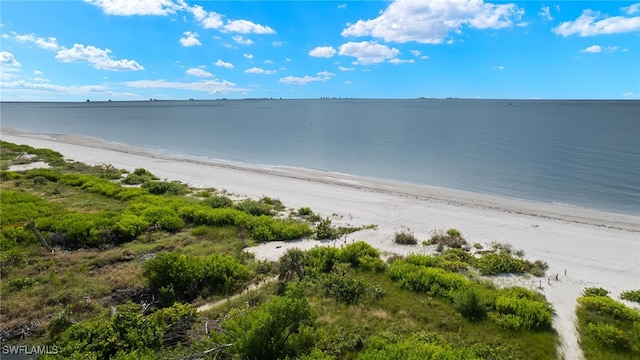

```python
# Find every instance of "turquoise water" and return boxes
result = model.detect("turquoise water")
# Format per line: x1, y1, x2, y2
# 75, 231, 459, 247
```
2, 99, 639, 214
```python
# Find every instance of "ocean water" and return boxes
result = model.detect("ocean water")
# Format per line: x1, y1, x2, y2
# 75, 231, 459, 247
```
2, 99, 639, 215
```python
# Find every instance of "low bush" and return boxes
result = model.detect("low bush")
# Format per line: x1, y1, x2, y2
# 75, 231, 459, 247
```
620, 290, 640, 304
453, 287, 487, 321
426, 228, 467, 248
394, 230, 417, 245
201, 195, 233, 209
315, 218, 337, 240
142, 180, 189, 196
578, 296, 640, 322
587, 322, 631, 350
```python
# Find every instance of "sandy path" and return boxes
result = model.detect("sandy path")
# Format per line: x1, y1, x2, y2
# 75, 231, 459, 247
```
3, 127, 639, 359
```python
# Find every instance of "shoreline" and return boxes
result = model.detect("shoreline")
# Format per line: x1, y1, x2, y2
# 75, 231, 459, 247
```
3, 126, 638, 231
2, 126, 640, 359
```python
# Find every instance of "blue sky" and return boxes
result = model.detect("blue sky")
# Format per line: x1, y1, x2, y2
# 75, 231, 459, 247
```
1, 0, 639, 101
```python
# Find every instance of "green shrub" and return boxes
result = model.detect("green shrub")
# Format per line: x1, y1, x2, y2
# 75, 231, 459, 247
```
394, 230, 417, 245
474, 252, 531, 276
583, 287, 610, 297
587, 322, 631, 350
298, 207, 313, 216
315, 218, 337, 239
25, 168, 62, 182
493, 294, 553, 330
142, 180, 189, 196
6, 276, 38, 291
426, 228, 467, 248
224, 294, 315, 360
578, 296, 640, 322
235, 199, 272, 216
453, 288, 487, 321
143, 251, 252, 303
620, 290, 640, 304
201, 195, 233, 209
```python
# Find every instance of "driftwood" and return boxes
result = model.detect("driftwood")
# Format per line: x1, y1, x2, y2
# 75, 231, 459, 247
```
25, 221, 54, 253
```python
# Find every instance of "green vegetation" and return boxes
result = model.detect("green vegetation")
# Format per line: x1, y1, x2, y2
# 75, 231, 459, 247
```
393, 229, 417, 245
1, 141, 559, 359
620, 289, 640, 304
576, 287, 640, 359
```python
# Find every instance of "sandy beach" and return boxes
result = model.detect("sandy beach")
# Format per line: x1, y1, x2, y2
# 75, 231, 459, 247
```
2, 127, 639, 359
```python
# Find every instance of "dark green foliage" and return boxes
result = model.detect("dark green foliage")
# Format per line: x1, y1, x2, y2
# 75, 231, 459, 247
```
24, 168, 62, 182
454, 288, 487, 321
583, 287, 610, 297
577, 296, 640, 322
587, 323, 631, 350
235, 198, 273, 216
474, 252, 533, 276
50, 302, 196, 360
318, 272, 384, 305
298, 207, 313, 216
142, 180, 189, 196
201, 195, 233, 209
388, 261, 468, 299
224, 293, 316, 360
358, 332, 480, 360
576, 289, 640, 357
279, 248, 306, 282
620, 290, 640, 304
143, 251, 252, 304
315, 217, 337, 239
122, 167, 158, 184
338, 241, 386, 272
6, 276, 38, 291
0, 170, 23, 180
393, 231, 417, 245
491, 293, 553, 330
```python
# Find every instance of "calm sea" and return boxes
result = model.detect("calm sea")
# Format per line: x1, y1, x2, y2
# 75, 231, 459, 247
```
2, 99, 639, 215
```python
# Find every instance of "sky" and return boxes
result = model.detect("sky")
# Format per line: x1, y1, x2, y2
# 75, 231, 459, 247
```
0, 0, 639, 101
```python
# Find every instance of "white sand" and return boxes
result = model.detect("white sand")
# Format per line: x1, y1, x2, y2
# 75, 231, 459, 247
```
3, 127, 639, 359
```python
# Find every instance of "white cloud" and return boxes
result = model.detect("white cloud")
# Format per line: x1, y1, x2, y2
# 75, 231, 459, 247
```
179, 31, 201, 47
539, 6, 553, 20
341, 0, 524, 44
223, 19, 275, 34
285, 58, 292, 62
389, 58, 415, 64
580, 45, 619, 53
272, 41, 285, 47
263, 59, 273, 64
309, 46, 337, 58
338, 41, 400, 65
189, 4, 223, 29
8, 32, 61, 50
123, 79, 243, 94
0, 51, 21, 70
279, 71, 335, 85
3, 80, 109, 94
214, 59, 234, 69
553, 9, 640, 36
244, 67, 276, 75
622, 91, 640, 99
55, 44, 144, 71
623, 3, 640, 15
493, 65, 506, 70
243, 53, 254, 59
338, 66, 354, 71
31, 77, 50, 82
338, 4, 347, 10
84, 0, 183, 16
33, 70, 43, 75
232, 35, 254, 45
186, 67, 213, 77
